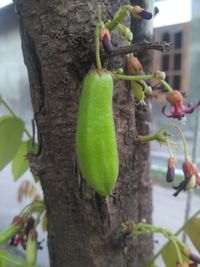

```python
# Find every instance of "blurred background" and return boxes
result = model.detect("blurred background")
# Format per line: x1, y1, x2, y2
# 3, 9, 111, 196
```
0, 0, 199, 266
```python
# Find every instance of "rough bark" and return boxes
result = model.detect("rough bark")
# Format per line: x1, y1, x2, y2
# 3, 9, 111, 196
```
131, 1, 154, 262
13, 0, 153, 266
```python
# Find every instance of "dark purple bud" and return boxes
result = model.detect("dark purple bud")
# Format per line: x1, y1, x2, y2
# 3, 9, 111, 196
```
166, 167, 175, 182
166, 157, 177, 182
189, 252, 200, 264
138, 10, 153, 20
102, 35, 113, 54
25, 217, 35, 236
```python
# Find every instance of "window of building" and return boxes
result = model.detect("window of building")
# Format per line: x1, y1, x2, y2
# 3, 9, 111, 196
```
174, 31, 183, 49
174, 54, 182, 70
173, 75, 181, 90
162, 32, 170, 42
162, 55, 169, 71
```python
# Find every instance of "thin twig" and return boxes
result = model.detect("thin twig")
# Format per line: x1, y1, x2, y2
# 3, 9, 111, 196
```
102, 41, 171, 58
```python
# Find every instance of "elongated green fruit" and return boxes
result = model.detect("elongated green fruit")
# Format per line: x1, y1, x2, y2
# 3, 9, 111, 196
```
26, 229, 37, 265
76, 69, 119, 196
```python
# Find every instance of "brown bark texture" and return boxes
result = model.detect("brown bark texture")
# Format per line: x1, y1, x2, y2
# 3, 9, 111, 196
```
13, 0, 153, 266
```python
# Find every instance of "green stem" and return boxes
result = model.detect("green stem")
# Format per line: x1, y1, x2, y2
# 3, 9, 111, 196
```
105, 6, 131, 32
95, 24, 102, 69
0, 96, 32, 139
161, 124, 189, 161
114, 73, 157, 81
97, 1, 102, 23
166, 138, 173, 157
160, 80, 173, 92
20, 200, 45, 219
170, 237, 183, 264
137, 134, 156, 143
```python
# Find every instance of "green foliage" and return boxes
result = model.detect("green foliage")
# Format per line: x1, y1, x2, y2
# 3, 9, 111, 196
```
0, 116, 25, 171
0, 251, 8, 267
161, 241, 191, 267
184, 217, 200, 253
12, 140, 38, 181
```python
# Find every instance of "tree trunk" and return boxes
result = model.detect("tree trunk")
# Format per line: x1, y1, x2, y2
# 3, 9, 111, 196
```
13, 0, 153, 266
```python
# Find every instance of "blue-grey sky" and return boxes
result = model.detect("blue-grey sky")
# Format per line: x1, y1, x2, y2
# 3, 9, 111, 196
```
154, 0, 191, 27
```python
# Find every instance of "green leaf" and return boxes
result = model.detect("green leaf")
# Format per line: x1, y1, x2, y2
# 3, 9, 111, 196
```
12, 139, 39, 180
0, 250, 9, 267
161, 241, 191, 267
12, 141, 29, 180
0, 115, 25, 171
184, 217, 200, 253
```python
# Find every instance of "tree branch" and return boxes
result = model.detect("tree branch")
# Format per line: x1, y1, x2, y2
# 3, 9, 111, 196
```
102, 41, 171, 58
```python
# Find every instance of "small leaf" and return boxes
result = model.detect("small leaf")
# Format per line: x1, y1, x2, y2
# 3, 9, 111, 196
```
0, 115, 24, 171
161, 241, 191, 267
12, 141, 29, 180
184, 217, 200, 253
12, 139, 38, 180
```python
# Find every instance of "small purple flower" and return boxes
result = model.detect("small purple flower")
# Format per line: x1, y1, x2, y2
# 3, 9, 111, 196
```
162, 91, 200, 120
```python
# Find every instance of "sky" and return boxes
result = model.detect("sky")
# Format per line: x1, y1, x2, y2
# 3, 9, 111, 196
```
0, 0, 192, 27
0, 0, 12, 8
154, 0, 191, 27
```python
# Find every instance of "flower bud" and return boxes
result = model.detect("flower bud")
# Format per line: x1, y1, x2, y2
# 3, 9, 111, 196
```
100, 28, 113, 53
127, 56, 143, 75
25, 217, 35, 236
166, 91, 183, 105
132, 6, 152, 20
189, 252, 200, 264
182, 161, 194, 180
166, 157, 177, 182
153, 71, 166, 80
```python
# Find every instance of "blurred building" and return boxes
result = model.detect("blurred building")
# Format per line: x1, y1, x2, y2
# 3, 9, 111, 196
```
151, 0, 200, 169
153, 23, 190, 100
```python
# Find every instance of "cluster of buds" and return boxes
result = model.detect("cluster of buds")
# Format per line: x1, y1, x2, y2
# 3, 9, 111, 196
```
162, 90, 200, 121
10, 216, 35, 249
127, 56, 152, 105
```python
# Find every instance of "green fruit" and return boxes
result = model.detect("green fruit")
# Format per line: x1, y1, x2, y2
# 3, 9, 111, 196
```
26, 230, 37, 265
76, 69, 119, 196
